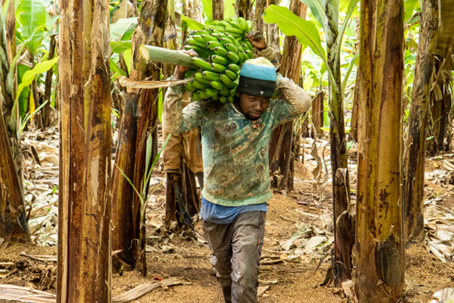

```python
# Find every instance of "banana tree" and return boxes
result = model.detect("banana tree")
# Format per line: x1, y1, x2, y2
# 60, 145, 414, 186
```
264, 0, 358, 285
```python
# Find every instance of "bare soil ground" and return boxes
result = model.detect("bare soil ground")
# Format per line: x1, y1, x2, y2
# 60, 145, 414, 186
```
1, 160, 454, 303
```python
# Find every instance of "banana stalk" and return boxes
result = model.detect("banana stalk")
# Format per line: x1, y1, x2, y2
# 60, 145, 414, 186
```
140, 45, 198, 69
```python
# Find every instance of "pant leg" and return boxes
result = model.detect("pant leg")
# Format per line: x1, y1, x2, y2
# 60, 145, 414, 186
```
230, 211, 266, 303
202, 220, 234, 289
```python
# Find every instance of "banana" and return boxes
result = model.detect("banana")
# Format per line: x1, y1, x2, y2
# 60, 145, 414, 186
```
220, 74, 232, 86
211, 63, 227, 73
196, 30, 211, 35
202, 71, 221, 81
192, 79, 210, 90
210, 80, 225, 91
204, 88, 220, 97
228, 95, 235, 103
187, 38, 206, 49
241, 43, 250, 52
198, 90, 209, 99
212, 55, 229, 65
184, 45, 193, 51
208, 25, 225, 32
225, 43, 238, 53
228, 63, 240, 73
218, 21, 230, 28
192, 93, 202, 101
185, 82, 196, 92
245, 50, 254, 59
192, 35, 205, 44
191, 45, 211, 59
239, 18, 247, 32
206, 41, 223, 49
202, 34, 219, 43
225, 69, 237, 80
228, 20, 242, 30
245, 40, 253, 52
210, 20, 220, 26
212, 93, 219, 101
220, 87, 230, 96
237, 45, 244, 52
246, 20, 253, 32
195, 72, 211, 84
225, 27, 243, 35
237, 51, 244, 63
226, 51, 239, 63
191, 57, 212, 70
219, 37, 233, 46
214, 47, 228, 57
219, 96, 228, 103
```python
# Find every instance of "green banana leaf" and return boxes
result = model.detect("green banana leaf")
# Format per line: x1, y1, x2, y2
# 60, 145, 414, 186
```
180, 15, 204, 30
110, 58, 127, 78
110, 17, 138, 40
17, 65, 31, 119
264, 5, 337, 86
225, 0, 235, 19
15, 56, 59, 106
199, 0, 212, 22
336, 0, 359, 47
111, 41, 132, 53
299, 0, 327, 31
16, 0, 48, 55
122, 49, 132, 74
341, 53, 359, 94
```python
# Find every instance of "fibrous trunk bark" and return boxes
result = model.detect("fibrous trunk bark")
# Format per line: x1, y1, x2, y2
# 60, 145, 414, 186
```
111, 0, 167, 274
255, 0, 266, 33
212, 0, 224, 21
311, 91, 324, 139
57, 0, 112, 300
268, 0, 307, 194
43, 35, 57, 128
0, 3, 29, 242
235, 0, 252, 20
355, 0, 405, 300
404, 0, 438, 244
324, 0, 354, 286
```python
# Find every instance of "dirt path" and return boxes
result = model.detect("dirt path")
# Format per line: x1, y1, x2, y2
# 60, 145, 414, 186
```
1, 161, 454, 302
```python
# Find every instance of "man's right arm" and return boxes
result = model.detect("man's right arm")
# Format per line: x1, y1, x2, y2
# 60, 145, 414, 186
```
163, 84, 204, 135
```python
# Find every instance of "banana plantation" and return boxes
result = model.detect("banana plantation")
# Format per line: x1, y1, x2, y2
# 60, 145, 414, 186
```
1, 0, 454, 301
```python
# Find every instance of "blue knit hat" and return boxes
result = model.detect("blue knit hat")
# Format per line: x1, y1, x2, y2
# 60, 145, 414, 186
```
237, 57, 276, 98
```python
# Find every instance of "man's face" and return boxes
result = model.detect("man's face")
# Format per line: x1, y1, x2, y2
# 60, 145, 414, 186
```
235, 92, 270, 120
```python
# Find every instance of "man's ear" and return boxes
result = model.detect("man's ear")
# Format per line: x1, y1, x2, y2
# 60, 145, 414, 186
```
236, 92, 241, 98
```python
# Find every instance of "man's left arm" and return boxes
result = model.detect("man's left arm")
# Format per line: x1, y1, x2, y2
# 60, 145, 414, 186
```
271, 75, 312, 129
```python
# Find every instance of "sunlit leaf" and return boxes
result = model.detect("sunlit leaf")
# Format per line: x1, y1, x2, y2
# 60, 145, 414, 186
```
199, 0, 212, 22
180, 15, 205, 30
123, 49, 132, 74
110, 17, 137, 40
299, 0, 327, 30
110, 40, 132, 53
16, 0, 48, 55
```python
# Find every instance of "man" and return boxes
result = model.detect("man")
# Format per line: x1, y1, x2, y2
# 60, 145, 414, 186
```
163, 46, 311, 303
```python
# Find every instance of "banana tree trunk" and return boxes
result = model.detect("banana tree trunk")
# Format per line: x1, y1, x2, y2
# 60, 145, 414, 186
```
255, 0, 266, 33
212, 0, 224, 20
268, 0, 307, 194
111, 0, 167, 274
43, 35, 57, 128
0, 2, 29, 243
311, 92, 324, 138
355, 0, 405, 300
57, 0, 112, 300
404, 0, 438, 243
236, 0, 252, 20
324, 0, 353, 286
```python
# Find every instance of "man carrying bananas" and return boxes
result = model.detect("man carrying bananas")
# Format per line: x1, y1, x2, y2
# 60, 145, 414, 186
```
163, 40, 311, 303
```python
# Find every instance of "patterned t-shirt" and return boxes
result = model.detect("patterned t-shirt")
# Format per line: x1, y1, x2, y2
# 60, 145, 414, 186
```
163, 77, 311, 207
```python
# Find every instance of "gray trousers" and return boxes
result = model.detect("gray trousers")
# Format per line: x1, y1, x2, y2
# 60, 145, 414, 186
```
202, 211, 267, 303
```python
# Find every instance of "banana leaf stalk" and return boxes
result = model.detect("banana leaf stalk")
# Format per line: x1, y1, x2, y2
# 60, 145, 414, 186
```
140, 45, 198, 69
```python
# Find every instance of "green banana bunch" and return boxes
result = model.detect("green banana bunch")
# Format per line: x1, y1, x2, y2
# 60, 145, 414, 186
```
184, 17, 256, 103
